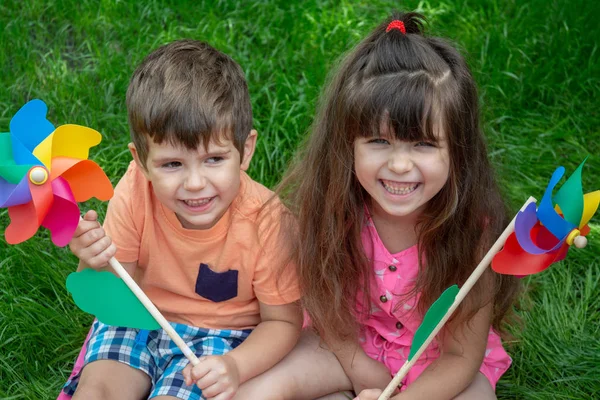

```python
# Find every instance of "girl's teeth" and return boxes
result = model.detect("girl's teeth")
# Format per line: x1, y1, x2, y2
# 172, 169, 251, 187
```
185, 198, 211, 207
382, 182, 418, 195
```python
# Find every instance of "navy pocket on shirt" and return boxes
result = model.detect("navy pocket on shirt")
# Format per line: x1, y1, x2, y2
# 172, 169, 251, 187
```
195, 263, 238, 302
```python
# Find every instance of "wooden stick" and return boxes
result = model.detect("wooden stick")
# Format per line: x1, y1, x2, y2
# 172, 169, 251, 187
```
378, 196, 536, 400
107, 257, 200, 366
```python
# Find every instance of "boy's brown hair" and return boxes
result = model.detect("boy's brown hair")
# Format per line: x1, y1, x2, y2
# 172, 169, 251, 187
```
126, 39, 252, 168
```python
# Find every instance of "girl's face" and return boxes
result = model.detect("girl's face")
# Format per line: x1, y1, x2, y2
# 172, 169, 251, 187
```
354, 124, 450, 223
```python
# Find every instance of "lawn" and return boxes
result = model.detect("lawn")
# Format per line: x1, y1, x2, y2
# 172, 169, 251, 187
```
0, 0, 599, 399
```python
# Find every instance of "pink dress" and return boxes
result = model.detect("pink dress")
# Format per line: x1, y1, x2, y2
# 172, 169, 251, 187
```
357, 215, 511, 390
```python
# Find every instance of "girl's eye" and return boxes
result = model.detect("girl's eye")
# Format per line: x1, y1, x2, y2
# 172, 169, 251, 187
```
162, 161, 181, 168
416, 141, 436, 147
206, 157, 224, 164
368, 138, 390, 145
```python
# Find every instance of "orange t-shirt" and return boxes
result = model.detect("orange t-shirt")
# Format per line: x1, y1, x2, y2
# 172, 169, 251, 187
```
103, 161, 300, 330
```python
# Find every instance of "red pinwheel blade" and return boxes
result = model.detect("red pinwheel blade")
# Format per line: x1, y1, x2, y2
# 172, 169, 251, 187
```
492, 231, 567, 276
6, 201, 40, 244
5, 179, 54, 244
41, 177, 80, 247
51, 157, 113, 202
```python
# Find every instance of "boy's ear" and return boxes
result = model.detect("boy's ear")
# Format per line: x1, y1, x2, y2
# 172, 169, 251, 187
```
240, 129, 257, 171
128, 143, 150, 179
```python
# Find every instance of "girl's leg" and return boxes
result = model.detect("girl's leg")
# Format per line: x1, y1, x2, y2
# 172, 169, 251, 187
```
72, 360, 151, 400
235, 329, 353, 400
453, 373, 496, 400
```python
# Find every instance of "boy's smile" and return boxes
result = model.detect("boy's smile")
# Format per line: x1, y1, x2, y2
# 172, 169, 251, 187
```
130, 131, 256, 230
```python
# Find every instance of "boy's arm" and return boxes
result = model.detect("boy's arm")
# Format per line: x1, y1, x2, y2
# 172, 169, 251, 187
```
226, 300, 303, 383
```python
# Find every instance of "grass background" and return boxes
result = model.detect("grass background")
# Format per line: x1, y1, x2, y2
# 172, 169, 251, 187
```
0, 0, 598, 399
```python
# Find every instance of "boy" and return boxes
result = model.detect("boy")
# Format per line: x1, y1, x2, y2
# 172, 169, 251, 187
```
63, 39, 302, 400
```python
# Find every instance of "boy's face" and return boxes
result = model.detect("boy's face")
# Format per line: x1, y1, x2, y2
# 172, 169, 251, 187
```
130, 130, 257, 230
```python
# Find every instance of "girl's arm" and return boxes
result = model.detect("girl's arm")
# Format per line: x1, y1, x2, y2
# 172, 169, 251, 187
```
393, 302, 493, 399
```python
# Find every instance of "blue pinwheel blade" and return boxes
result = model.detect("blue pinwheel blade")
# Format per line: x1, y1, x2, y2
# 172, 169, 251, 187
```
537, 167, 576, 239
9, 99, 55, 153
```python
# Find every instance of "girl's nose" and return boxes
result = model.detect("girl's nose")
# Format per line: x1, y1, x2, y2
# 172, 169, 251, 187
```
388, 151, 414, 174
183, 169, 206, 191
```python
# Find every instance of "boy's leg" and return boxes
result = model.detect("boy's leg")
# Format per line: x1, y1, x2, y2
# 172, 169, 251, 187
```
72, 360, 151, 400
235, 329, 353, 400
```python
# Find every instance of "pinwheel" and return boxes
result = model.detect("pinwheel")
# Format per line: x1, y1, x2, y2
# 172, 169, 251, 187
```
379, 161, 598, 400
0, 99, 114, 246
492, 160, 600, 276
1, 100, 201, 371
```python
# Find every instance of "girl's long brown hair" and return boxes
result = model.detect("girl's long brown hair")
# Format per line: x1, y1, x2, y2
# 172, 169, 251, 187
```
280, 12, 520, 342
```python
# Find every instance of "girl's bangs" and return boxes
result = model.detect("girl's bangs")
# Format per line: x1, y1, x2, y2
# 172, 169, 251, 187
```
345, 73, 443, 143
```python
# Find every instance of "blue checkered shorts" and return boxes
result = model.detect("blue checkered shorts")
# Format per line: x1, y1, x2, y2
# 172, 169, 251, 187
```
63, 320, 251, 399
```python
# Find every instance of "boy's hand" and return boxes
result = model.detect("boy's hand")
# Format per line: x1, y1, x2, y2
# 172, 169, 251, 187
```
182, 354, 240, 400
353, 389, 383, 400
69, 210, 116, 269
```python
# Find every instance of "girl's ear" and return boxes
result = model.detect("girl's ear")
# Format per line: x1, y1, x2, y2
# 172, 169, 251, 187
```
128, 143, 150, 179
240, 129, 258, 171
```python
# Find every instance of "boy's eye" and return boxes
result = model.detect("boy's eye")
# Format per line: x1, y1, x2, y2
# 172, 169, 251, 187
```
162, 161, 182, 168
368, 138, 390, 145
206, 157, 224, 164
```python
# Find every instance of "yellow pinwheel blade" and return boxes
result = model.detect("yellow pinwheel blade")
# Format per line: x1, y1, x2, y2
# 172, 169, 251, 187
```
32, 124, 102, 169
580, 190, 600, 228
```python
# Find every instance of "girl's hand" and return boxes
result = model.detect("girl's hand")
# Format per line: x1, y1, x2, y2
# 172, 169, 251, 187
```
69, 210, 116, 269
182, 354, 240, 400
354, 389, 383, 400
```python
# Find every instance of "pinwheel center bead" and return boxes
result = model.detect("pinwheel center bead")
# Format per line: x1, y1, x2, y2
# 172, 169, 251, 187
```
29, 167, 49, 185
565, 229, 587, 248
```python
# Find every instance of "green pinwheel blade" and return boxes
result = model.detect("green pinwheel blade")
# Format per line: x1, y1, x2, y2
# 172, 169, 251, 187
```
553, 158, 586, 226
408, 284, 459, 361
0, 132, 34, 184
66, 269, 160, 330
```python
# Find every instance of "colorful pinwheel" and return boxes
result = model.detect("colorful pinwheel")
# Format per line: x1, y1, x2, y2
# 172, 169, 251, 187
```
0, 99, 113, 247
492, 160, 599, 276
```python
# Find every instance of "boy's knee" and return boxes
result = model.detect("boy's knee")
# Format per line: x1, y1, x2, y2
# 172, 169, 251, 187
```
72, 380, 113, 400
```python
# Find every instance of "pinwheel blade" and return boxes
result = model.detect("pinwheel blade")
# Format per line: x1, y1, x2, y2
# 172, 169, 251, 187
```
33, 124, 102, 169
553, 159, 585, 227
6, 201, 41, 244
492, 230, 567, 276
0, 176, 32, 207
50, 157, 114, 202
537, 167, 576, 239
9, 99, 55, 153
0, 133, 34, 184
580, 191, 600, 228
41, 177, 80, 247
515, 202, 565, 254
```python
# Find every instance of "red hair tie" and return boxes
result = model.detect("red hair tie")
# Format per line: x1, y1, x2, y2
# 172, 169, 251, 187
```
386, 20, 406, 34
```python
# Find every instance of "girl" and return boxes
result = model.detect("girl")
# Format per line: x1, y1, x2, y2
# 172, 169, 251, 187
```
235, 11, 520, 400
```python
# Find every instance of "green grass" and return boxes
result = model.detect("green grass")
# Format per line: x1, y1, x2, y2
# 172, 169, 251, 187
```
0, 0, 599, 398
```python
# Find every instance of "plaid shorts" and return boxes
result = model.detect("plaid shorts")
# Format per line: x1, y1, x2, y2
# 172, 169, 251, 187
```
63, 320, 251, 399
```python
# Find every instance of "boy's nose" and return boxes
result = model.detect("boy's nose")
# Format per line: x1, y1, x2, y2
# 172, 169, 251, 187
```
183, 170, 207, 191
